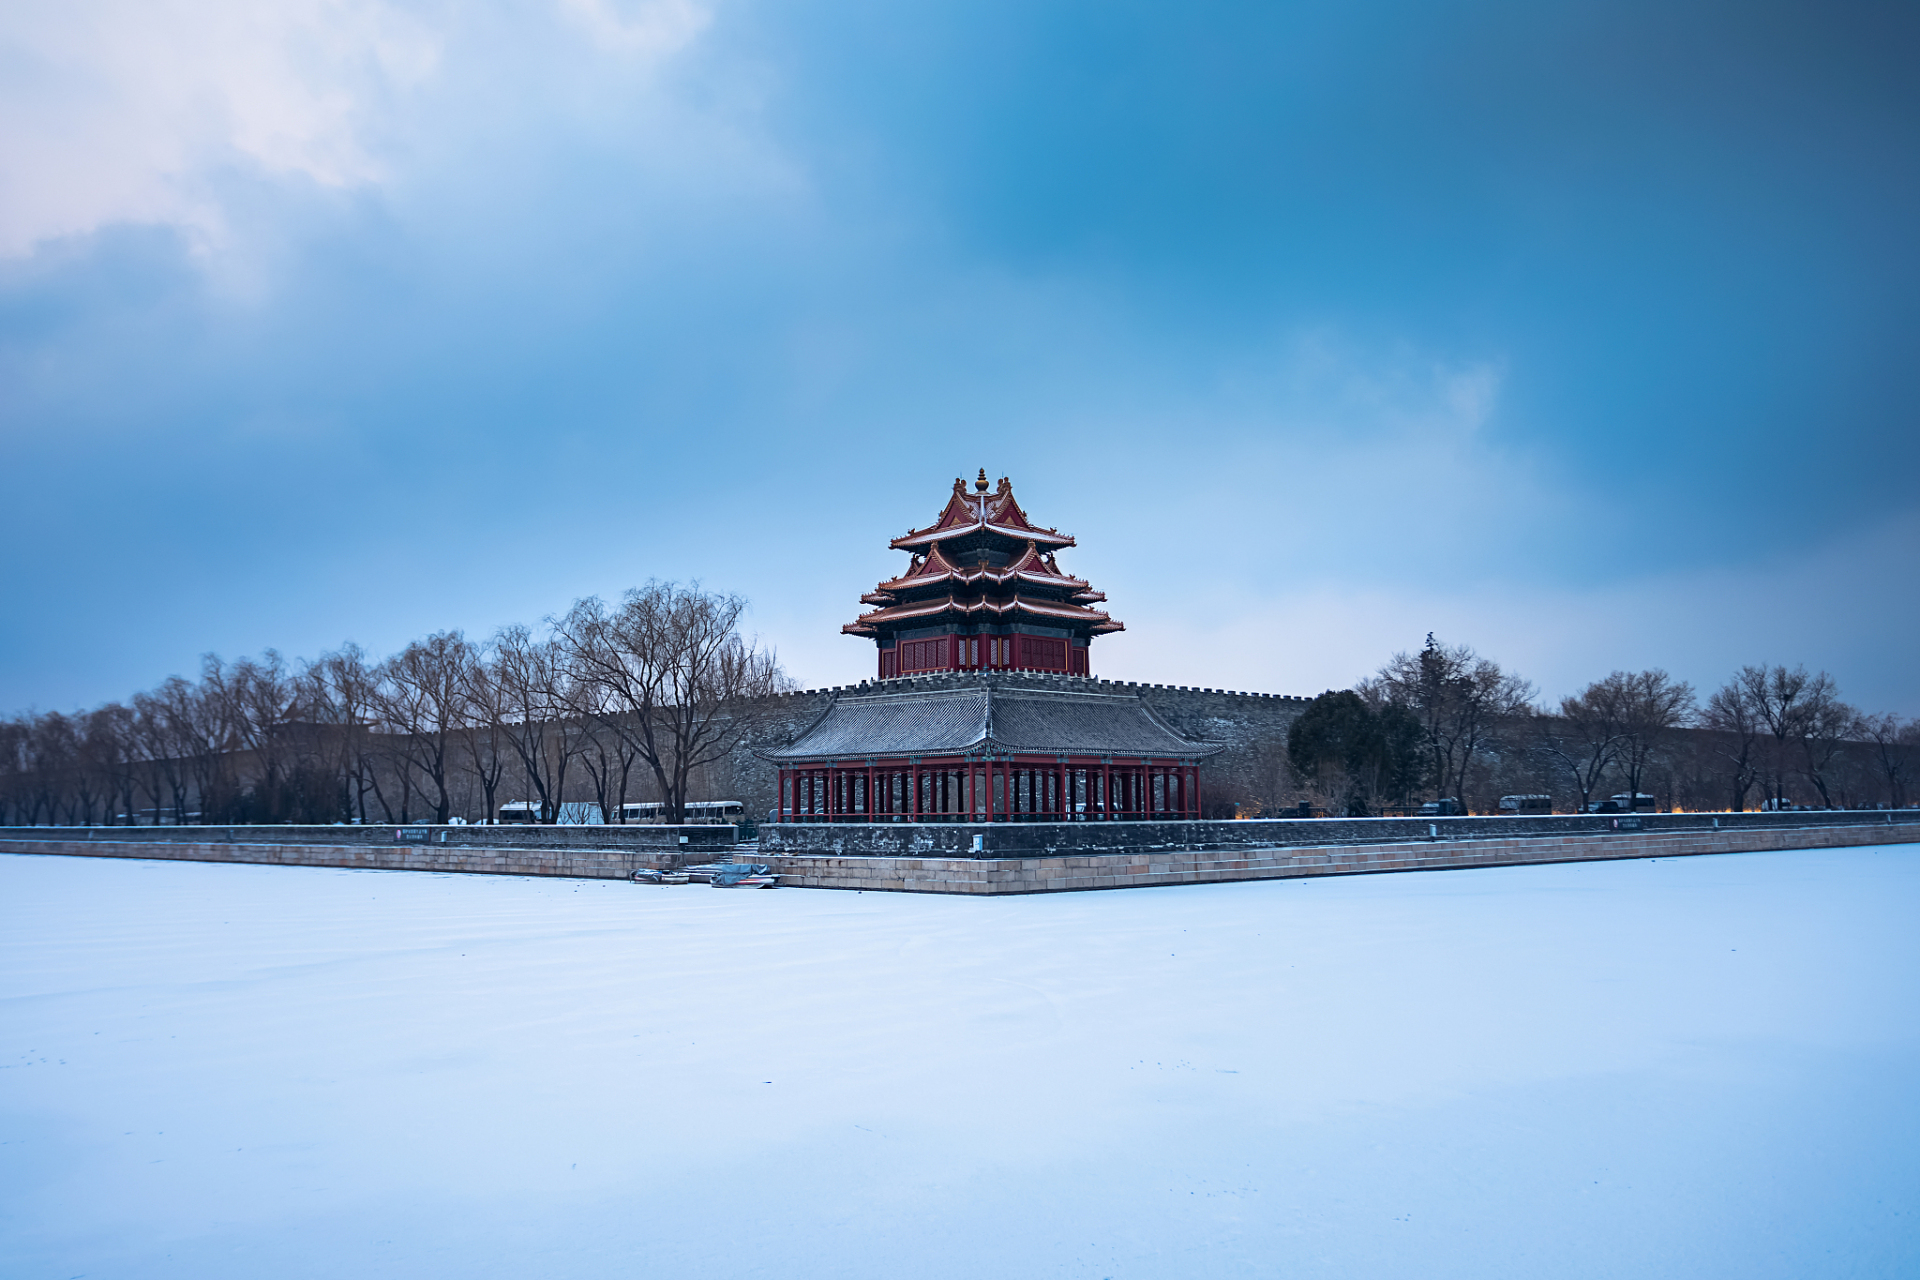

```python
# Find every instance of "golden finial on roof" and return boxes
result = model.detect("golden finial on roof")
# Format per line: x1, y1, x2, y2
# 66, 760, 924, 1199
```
975, 468, 989, 492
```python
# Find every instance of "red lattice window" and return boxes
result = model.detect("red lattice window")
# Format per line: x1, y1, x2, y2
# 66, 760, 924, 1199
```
1017, 636, 1067, 670
900, 638, 950, 671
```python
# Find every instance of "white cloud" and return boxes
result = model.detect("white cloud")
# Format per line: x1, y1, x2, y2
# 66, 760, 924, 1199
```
0, 0, 714, 258
556, 0, 708, 55
1100, 508, 1920, 716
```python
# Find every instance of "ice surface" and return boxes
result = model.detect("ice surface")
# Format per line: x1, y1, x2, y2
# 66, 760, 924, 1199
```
3, 846, 1917, 1279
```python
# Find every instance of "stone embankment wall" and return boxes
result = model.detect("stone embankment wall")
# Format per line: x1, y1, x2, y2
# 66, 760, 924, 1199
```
763, 821, 1920, 895
0, 837, 670, 880
4, 812, 1914, 895
760, 808, 1918, 857
724, 670, 1308, 820
0, 823, 735, 881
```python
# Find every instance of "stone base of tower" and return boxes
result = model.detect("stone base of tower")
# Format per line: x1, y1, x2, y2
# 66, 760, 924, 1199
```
756, 815, 1920, 895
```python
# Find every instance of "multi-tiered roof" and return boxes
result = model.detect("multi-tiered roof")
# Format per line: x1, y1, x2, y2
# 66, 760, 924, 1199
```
845, 471, 1122, 677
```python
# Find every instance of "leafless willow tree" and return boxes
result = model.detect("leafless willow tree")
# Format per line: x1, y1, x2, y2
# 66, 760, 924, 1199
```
452, 656, 510, 825
552, 582, 790, 823
311, 643, 381, 823
374, 632, 476, 824
489, 624, 582, 824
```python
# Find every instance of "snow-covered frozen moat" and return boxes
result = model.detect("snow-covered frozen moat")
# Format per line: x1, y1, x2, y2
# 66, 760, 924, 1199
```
3, 847, 1917, 1279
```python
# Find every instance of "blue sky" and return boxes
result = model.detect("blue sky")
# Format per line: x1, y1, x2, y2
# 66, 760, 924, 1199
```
2, 0, 1916, 714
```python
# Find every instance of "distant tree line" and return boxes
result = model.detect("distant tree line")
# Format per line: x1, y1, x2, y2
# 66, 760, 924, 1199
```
0, 583, 789, 827
8, 611, 1913, 826
1275, 635, 1918, 817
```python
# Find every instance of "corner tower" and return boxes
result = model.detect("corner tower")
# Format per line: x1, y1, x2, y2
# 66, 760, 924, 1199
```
843, 470, 1124, 679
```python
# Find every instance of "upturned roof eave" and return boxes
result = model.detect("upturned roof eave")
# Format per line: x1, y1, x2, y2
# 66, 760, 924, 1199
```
844, 593, 1122, 631
890, 520, 1076, 551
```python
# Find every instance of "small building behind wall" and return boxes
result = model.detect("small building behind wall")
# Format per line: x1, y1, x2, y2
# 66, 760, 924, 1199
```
763, 676, 1221, 823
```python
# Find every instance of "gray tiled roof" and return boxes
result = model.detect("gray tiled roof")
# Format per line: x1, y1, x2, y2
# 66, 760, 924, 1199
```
764, 683, 1220, 761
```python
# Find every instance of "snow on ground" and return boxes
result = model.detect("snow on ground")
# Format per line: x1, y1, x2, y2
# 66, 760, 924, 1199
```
2, 847, 1918, 1279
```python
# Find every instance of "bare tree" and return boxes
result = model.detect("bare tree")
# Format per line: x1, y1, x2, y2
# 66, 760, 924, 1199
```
157, 668, 233, 824
1611, 670, 1695, 811
202, 651, 332, 821
1701, 678, 1763, 810
490, 624, 584, 824
1367, 634, 1533, 813
1797, 687, 1861, 809
375, 633, 475, 824
22, 711, 81, 824
84, 702, 141, 824
0, 716, 27, 824
1732, 664, 1853, 809
1861, 714, 1917, 809
452, 654, 510, 824
1531, 683, 1626, 815
129, 691, 188, 824
552, 582, 789, 824
312, 644, 382, 823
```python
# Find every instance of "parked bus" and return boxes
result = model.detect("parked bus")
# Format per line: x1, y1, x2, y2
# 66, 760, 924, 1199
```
619, 800, 746, 825
1498, 795, 1553, 815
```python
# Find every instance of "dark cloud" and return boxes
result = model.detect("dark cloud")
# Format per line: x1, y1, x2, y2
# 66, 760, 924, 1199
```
1, 0, 1915, 712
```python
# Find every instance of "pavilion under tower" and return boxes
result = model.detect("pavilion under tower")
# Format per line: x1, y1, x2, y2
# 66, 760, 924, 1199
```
844, 470, 1123, 680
